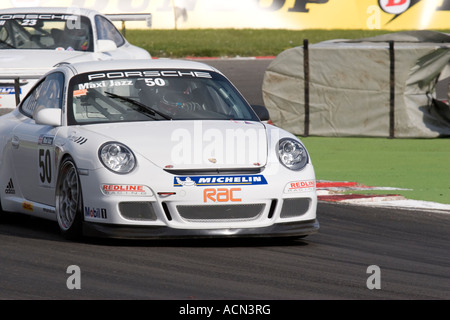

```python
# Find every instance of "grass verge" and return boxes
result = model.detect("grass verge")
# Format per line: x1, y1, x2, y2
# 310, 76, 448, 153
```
126, 29, 450, 58
301, 137, 450, 205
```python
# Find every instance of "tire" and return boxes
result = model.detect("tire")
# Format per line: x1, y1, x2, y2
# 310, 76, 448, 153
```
55, 157, 83, 240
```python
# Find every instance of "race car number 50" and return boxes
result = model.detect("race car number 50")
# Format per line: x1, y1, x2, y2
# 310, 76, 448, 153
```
39, 148, 52, 185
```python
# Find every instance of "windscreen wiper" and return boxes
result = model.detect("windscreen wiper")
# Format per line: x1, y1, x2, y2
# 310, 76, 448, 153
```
105, 91, 172, 120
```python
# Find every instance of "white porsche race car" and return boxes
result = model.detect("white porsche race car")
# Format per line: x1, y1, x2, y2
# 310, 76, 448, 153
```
0, 59, 318, 240
0, 7, 150, 112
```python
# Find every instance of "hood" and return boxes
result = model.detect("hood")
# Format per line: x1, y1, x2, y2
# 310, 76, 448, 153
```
83, 120, 268, 170
0, 50, 102, 77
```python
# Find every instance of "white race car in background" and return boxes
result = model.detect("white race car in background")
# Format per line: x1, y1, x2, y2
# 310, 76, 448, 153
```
0, 7, 151, 112
0, 59, 318, 240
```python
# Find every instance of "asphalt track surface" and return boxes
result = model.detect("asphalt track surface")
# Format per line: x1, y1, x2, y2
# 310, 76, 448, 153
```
0, 59, 449, 301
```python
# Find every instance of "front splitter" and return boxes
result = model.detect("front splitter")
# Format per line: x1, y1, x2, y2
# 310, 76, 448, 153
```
82, 219, 319, 240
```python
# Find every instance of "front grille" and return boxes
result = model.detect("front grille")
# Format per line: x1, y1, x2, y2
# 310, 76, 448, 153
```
177, 204, 265, 222
279, 198, 311, 218
119, 202, 157, 221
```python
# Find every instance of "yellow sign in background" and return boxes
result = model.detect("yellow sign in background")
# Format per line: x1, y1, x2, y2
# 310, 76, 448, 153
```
1, 0, 449, 29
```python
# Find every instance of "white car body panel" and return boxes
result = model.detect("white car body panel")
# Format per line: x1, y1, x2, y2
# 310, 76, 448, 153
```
81, 120, 269, 170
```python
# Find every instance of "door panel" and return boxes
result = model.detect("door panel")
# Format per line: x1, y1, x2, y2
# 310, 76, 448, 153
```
11, 124, 58, 205
11, 72, 64, 206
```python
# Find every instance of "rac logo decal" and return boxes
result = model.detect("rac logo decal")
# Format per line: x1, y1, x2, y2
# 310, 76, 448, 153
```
203, 188, 241, 203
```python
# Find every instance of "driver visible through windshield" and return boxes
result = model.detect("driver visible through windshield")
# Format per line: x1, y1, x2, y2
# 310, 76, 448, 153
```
0, 13, 92, 51
68, 69, 259, 125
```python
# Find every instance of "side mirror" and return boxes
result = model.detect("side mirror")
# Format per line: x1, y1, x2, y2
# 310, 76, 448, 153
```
251, 105, 270, 121
97, 39, 118, 52
35, 108, 62, 126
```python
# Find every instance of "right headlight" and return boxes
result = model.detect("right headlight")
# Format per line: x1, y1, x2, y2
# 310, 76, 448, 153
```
277, 138, 308, 171
99, 142, 136, 174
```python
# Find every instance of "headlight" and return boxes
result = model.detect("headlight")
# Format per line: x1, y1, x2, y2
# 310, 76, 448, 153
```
277, 138, 308, 171
99, 142, 136, 174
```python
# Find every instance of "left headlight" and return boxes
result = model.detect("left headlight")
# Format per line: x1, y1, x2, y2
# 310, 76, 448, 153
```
99, 142, 136, 174
277, 138, 308, 171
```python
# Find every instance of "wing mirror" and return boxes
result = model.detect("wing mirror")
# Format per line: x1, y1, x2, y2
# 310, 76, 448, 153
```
97, 39, 118, 52
35, 108, 62, 126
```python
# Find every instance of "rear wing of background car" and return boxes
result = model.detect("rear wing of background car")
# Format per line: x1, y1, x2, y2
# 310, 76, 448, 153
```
0, 75, 41, 106
104, 13, 152, 36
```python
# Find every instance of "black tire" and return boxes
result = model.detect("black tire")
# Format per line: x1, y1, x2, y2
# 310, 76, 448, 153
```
55, 157, 83, 240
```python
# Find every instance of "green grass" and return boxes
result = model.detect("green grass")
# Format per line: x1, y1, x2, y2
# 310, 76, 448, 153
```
126, 29, 450, 58
301, 137, 450, 204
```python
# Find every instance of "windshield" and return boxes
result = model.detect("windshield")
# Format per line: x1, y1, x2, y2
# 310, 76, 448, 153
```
0, 14, 93, 51
67, 69, 260, 125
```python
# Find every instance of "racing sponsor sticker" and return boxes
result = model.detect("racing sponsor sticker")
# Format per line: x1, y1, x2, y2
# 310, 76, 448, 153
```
204, 187, 242, 203
5, 178, 15, 194
87, 70, 212, 81
22, 201, 33, 211
38, 135, 54, 145
284, 180, 315, 193
0, 14, 78, 21
76, 79, 134, 91
101, 184, 151, 196
73, 88, 87, 97
84, 207, 107, 219
174, 175, 267, 187
0, 87, 20, 95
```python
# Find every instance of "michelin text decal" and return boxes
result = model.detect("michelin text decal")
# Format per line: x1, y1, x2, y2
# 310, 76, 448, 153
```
174, 175, 267, 187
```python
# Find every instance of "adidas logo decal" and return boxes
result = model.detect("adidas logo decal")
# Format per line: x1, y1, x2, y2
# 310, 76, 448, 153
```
5, 178, 15, 194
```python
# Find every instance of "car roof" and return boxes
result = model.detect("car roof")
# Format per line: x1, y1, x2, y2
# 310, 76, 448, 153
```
0, 7, 100, 17
62, 59, 220, 75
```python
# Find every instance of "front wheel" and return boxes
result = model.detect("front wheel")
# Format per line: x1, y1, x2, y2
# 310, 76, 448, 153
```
56, 157, 83, 240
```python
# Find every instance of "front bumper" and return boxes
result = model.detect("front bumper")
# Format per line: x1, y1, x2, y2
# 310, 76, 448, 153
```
79, 154, 318, 239
82, 218, 319, 240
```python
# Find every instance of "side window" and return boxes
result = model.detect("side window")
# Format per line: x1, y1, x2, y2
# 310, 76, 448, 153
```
95, 15, 125, 47
0, 21, 15, 48
0, 26, 10, 46
20, 72, 64, 118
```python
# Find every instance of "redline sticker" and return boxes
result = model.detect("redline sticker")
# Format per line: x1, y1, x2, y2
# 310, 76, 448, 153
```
101, 184, 151, 196
284, 180, 315, 193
